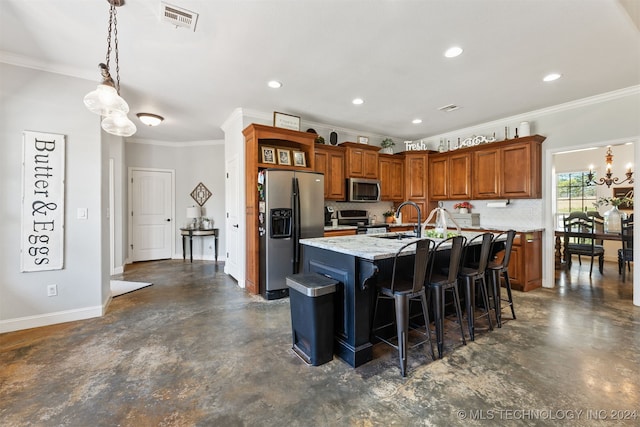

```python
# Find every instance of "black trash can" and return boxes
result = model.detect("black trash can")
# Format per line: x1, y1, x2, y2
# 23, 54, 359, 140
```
286, 273, 338, 366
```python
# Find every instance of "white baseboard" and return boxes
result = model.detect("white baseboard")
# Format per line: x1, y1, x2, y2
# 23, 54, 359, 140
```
0, 304, 106, 334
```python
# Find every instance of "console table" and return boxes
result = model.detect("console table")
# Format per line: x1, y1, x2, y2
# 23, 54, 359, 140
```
180, 228, 219, 262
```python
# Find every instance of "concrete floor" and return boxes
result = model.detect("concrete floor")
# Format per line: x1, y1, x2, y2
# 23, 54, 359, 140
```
1, 260, 638, 426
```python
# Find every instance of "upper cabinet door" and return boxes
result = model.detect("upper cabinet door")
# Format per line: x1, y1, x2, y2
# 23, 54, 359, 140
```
472, 147, 500, 199
314, 145, 346, 200
428, 155, 448, 200
501, 142, 536, 198
448, 152, 471, 199
341, 142, 380, 179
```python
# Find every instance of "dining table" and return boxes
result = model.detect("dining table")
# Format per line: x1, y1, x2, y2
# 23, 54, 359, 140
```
553, 229, 621, 269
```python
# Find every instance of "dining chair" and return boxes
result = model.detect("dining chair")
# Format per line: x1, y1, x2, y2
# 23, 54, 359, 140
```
618, 214, 634, 281
486, 230, 517, 328
427, 235, 467, 358
458, 232, 494, 341
371, 238, 436, 377
563, 211, 604, 276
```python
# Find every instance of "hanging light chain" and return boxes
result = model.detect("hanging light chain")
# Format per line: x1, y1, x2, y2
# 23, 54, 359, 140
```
104, 2, 121, 94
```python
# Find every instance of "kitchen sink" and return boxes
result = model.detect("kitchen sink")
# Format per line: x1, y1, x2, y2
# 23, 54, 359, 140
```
370, 233, 417, 240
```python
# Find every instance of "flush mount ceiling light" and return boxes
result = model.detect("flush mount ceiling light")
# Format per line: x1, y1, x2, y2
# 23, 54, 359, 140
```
267, 80, 282, 89
136, 113, 164, 126
83, 0, 136, 137
543, 73, 562, 82
412, 119, 422, 124
444, 46, 463, 58
352, 98, 364, 105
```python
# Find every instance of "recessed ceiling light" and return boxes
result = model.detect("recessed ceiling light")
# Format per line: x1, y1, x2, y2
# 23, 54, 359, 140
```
267, 80, 282, 88
543, 73, 562, 82
352, 98, 364, 105
136, 113, 164, 126
444, 46, 463, 58
412, 119, 422, 124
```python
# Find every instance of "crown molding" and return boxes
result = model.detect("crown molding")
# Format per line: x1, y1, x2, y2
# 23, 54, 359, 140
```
419, 85, 640, 144
0, 51, 93, 81
127, 138, 224, 147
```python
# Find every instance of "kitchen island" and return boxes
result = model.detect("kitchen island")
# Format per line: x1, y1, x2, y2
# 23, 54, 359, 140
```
299, 231, 487, 367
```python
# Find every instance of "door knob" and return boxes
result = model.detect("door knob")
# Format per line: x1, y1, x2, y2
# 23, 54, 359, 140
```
166, 218, 171, 222
233, 224, 239, 228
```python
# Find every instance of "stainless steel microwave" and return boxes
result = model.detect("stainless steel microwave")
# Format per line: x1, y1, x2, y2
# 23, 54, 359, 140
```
347, 178, 381, 202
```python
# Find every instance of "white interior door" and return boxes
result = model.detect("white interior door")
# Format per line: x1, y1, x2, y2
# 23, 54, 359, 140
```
225, 155, 241, 281
130, 168, 174, 262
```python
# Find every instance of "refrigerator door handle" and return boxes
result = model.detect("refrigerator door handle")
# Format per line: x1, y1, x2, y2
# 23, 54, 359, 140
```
292, 176, 301, 273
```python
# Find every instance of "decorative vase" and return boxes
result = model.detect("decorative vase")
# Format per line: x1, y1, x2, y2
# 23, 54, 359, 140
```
459, 208, 469, 214
604, 206, 625, 233
385, 215, 394, 224
380, 147, 394, 154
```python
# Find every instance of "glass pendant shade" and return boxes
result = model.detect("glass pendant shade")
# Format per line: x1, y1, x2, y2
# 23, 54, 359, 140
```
101, 111, 137, 137
84, 83, 129, 116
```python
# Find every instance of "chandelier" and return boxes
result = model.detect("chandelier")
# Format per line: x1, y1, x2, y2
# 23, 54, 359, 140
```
83, 0, 136, 137
586, 146, 634, 188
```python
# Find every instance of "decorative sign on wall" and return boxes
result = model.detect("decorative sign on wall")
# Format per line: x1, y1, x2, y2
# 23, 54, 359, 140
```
21, 131, 66, 272
190, 182, 212, 206
404, 140, 429, 151
273, 111, 301, 131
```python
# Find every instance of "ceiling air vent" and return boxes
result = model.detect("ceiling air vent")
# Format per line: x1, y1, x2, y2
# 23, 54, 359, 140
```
438, 104, 460, 112
161, 2, 199, 31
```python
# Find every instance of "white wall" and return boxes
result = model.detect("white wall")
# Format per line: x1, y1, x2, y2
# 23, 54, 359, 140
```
0, 63, 109, 332
126, 141, 226, 261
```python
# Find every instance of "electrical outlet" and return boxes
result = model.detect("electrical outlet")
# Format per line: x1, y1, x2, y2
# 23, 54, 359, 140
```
47, 284, 57, 297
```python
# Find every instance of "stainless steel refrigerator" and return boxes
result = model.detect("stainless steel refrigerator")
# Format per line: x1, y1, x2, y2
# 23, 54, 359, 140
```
259, 169, 325, 300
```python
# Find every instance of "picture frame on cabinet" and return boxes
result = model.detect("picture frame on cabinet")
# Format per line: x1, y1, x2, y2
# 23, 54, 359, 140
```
261, 146, 276, 164
358, 136, 369, 144
273, 112, 301, 131
293, 151, 306, 167
277, 148, 291, 165
613, 187, 634, 210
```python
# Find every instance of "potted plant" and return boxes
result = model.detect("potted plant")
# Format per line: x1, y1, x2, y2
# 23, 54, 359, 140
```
453, 201, 473, 214
380, 138, 395, 154
383, 210, 395, 224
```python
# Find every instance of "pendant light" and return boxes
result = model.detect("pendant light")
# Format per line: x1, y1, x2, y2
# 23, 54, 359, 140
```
586, 146, 634, 188
83, 0, 136, 137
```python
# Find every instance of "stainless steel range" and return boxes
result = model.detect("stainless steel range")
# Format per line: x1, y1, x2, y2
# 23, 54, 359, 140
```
337, 210, 388, 234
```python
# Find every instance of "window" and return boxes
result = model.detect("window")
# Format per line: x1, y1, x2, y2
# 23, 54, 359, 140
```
556, 171, 597, 227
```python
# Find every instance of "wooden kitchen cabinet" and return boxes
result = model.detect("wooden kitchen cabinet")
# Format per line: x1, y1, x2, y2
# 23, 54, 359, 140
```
400, 151, 430, 223
428, 151, 472, 200
507, 231, 542, 291
314, 144, 346, 200
472, 135, 544, 199
341, 142, 380, 179
378, 153, 404, 202
324, 228, 357, 237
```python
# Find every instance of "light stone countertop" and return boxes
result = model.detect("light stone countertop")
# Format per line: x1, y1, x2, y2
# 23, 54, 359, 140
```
301, 230, 490, 261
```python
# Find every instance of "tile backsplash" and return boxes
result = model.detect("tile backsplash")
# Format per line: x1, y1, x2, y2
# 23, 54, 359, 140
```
325, 199, 544, 229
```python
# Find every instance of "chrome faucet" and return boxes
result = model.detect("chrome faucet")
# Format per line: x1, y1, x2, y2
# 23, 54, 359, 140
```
396, 201, 422, 238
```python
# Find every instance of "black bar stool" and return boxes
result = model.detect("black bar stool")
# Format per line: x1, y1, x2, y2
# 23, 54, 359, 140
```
487, 230, 517, 327
458, 232, 494, 341
371, 238, 436, 376
427, 235, 467, 358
